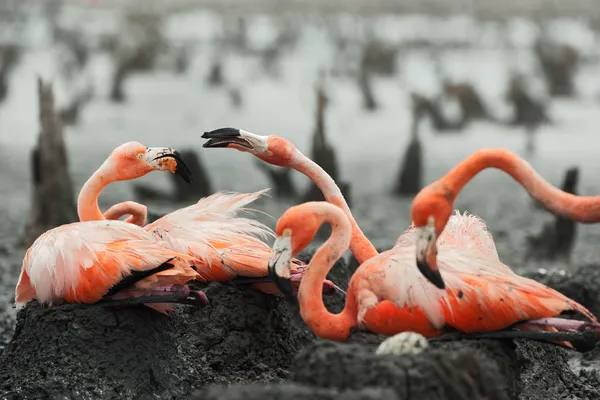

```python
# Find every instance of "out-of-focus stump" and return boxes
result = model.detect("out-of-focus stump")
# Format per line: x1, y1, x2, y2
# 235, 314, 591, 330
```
411, 93, 465, 132
228, 87, 243, 109
442, 81, 494, 122
109, 61, 129, 103
0, 44, 21, 105
207, 60, 224, 87
393, 102, 422, 196
133, 149, 212, 203
302, 84, 351, 208
59, 84, 94, 126
0, 283, 314, 398
22, 78, 77, 247
535, 39, 578, 98
358, 61, 377, 112
505, 75, 551, 128
526, 167, 578, 261
255, 161, 297, 199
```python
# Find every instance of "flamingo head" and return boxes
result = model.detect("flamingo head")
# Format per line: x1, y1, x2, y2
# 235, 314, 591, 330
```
267, 204, 322, 298
110, 142, 192, 183
410, 186, 454, 290
202, 128, 296, 167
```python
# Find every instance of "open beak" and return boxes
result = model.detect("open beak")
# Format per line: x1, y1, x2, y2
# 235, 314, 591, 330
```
202, 128, 253, 149
202, 128, 269, 154
415, 218, 445, 289
145, 147, 193, 183
267, 229, 294, 299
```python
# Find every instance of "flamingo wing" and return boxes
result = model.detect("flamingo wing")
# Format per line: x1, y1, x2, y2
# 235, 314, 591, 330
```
16, 220, 198, 307
356, 212, 595, 336
143, 190, 277, 279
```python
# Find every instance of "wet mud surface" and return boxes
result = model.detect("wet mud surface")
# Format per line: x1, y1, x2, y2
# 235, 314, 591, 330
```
1, 253, 600, 399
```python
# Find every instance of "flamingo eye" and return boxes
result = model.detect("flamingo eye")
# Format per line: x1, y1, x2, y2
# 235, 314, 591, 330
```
137, 153, 144, 160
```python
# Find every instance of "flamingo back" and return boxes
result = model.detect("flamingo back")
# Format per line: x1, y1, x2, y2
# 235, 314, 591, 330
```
16, 220, 198, 307
144, 190, 276, 278
356, 212, 596, 333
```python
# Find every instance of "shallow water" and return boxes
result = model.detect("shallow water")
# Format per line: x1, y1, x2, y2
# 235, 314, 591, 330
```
2, 4, 600, 350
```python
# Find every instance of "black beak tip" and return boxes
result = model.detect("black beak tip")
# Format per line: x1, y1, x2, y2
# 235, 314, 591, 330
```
202, 128, 241, 139
268, 262, 294, 300
416, 259, 446, 290
173, 151, 193, 184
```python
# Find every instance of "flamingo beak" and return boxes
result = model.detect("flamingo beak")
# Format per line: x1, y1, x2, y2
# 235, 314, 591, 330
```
202, 128, 269, 153
268, 229, 294, 299
145, 147, 193, 183
415, 217, 445, 289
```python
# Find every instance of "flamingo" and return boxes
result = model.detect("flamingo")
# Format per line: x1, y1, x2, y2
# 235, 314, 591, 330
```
15, 219, 208, 313
201, 128, 378, 265
265, 201, 600, 345
410, 148, 600, 289
80, 143, 335, 296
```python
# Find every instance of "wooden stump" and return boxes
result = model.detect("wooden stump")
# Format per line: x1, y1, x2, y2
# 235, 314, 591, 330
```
526, 167, 578, 261
22, 78, 77, 247
301, 84, 351, 206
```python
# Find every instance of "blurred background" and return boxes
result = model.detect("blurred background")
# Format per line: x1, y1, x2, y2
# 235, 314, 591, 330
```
2, 0, 600, 278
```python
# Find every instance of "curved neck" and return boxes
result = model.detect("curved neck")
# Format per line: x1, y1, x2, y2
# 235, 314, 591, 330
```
443, 148, 600, 222
297, 204, 358, 341
290, 148, 378, 264
77, 160, 116, 222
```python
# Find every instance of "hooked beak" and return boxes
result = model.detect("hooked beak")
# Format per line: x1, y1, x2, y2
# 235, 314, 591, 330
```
267, 229, 294, 300
145, 147, 193, 183
415, 217, 445, 289
202, 128, 268, 153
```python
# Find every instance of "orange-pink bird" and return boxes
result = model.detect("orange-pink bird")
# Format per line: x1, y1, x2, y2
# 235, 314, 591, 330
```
266, 201, 600, 346
15, 142, 207, 312
411, 148, 600, 289
74, 141, 335, 297
201, 128, 379, 265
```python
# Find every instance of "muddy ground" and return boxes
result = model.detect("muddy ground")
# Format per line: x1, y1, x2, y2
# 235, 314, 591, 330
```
1, 248, 600, 400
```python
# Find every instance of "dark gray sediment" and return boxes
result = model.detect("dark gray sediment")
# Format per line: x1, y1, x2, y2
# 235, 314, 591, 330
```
2, 250, 600, 399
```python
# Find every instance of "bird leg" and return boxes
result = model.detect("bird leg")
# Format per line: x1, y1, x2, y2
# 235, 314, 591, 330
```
98, 288, 209, 308
431, 320, 600, 348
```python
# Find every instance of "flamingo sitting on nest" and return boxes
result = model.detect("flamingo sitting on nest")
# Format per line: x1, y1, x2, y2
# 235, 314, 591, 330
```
15, 220, 207, 313
78, 142, 335, 296
266, 201, 600, 347
410, 148, 600, 289
15, 141, 207, 313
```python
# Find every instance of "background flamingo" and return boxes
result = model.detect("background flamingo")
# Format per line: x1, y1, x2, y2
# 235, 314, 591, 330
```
267, 201, 599, 345
201, 127, 378, 265
15, 219, 207, 314
410, 147, 600, 289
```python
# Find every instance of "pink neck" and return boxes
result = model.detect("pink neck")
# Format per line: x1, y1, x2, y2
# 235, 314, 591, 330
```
77, 160, 115, 222
443, 148, 600, 223
297, 203, 358, 341
290, 148, 378, 264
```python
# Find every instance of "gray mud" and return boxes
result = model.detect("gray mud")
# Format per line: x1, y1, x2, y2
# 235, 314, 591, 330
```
2, 253, 600, 399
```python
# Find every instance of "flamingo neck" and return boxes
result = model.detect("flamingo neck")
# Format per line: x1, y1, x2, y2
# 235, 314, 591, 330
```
102, 201, 147, 226
443, 148, 600, 222
289, 148, 378, 264
297, 205, 358, 341
77, 160, 117, 222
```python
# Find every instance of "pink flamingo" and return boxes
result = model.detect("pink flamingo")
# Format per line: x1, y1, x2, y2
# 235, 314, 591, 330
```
201, 128, 378, 265
76, 142, 192, 224
79, 143, 334, 296
411, 148, 600, 289
15, 219, 207, 313
266, 201, 599, 345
